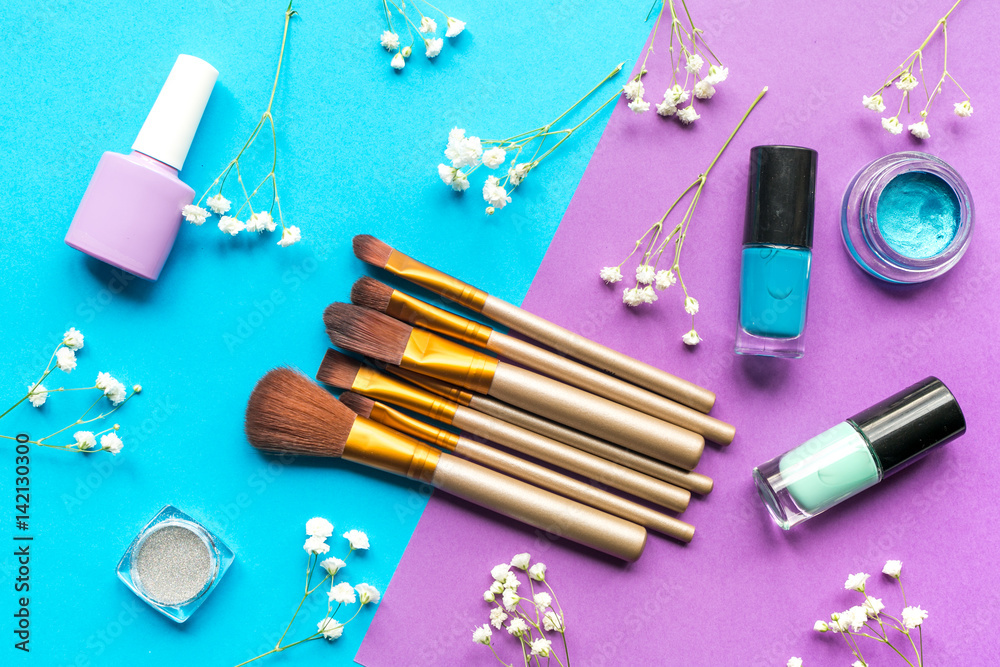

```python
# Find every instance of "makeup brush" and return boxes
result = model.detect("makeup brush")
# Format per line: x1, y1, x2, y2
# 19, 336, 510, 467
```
384, 364, 714, 496
323, 303, 705, 470
351, 276, 735, 444
339, 392, 695, 542
316, 350, 691, 512
245, 368, 647, 562
352, 234, 715, 413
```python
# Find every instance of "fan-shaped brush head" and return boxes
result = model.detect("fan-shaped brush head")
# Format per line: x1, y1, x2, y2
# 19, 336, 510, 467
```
323, 303, 413, 365
338, 391, 375, 419
352, 235, 393, 269
350, 276, 394, 313
245, 368, 355, 458
316, 349, 364, 389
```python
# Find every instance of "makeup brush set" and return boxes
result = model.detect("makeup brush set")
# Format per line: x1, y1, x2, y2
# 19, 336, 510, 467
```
245, 235, 736, 562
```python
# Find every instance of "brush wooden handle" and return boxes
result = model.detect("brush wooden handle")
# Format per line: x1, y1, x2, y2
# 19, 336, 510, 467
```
487, 331, 734, 444
430, 453, 648, 561
468, 394, 714, 495
453, 438, 694, 542
480, 296, 716, 413
453, 407, 690, 512
489, 363, 704, 470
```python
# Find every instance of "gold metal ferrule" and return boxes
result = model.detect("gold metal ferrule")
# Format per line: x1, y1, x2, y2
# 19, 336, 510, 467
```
351, 366, 459, 424
369, 401, 461, 452
400, 329, 499, 395
342, 416, 441, 483
387, 290, 493, 347
385, 249, 489, 312
385, 366, 475, 406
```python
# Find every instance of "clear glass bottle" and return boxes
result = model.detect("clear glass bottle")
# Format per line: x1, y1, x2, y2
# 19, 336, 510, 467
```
753, 377, 965, 530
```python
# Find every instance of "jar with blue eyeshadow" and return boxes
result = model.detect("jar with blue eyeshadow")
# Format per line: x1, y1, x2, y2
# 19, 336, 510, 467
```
841, 152, 974, 283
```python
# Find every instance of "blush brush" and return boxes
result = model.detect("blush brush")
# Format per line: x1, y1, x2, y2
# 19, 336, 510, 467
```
351, 276, 735, 444
352, 234, 715, 413
244, 368, 648, 561
338, 392, 695, 542
323, 302, 705, 470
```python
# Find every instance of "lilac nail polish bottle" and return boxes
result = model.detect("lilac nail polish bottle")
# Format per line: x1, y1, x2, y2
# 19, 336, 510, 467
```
65, 55, 218, 281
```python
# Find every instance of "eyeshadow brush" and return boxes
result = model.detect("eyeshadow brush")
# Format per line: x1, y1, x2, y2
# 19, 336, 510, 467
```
352, 234, 715, 413
245, 368, 648, 562
339, 392, 695, 542
351, 276, 735, 445
317, 349, 691, 512
323, 303, 705, 470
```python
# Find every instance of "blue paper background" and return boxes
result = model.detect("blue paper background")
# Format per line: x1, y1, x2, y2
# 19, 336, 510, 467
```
0, 0, 648, 664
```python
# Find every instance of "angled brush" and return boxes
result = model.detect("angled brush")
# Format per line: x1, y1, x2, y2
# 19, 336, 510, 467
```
323, 302, 705, 470
245, 368, 647, 561
352, 234, 715, 413
339, 392, 694, 542
351, 276, 734, 444
317, 349, 691, 512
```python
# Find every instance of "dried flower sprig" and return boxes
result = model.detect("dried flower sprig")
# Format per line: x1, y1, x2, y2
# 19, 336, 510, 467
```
601, 87, 767, 346
474, 553, 569, 667
234, 519, 380, 667
621, 0, 729, 124
438, 63, 625, 215
1, 328, 139, 455
863, 0, 971, 140
379, 0, 466, 70
792, 560, 928, 667
183, 1, 300, 247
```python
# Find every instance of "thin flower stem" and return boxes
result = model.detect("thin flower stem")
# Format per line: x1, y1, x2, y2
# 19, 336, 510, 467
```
266, 2, 296, 115
489, 643, 514, 667
546, 63, 624, 130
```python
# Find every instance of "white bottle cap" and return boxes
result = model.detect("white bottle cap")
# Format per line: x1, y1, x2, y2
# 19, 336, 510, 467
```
132, 54, 218, 170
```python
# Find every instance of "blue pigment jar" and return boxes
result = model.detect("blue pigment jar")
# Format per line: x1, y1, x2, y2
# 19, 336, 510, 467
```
841, 152, 974, 283
736, 145, 818, 359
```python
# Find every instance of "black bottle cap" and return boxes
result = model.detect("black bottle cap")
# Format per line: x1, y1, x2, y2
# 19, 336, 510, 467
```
848, 377, 966, 476
743, 145, 818, 248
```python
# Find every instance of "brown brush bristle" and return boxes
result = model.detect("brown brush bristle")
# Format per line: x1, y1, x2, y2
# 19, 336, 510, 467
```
338, 391, 375, 419
245, 368, 356, 458
323, 303, 412, 365
352, 235, 393, 268
316, 349, 363, 389
350, 276, 394, 313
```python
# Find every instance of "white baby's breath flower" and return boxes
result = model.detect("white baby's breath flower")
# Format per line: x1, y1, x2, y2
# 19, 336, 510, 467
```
63, 327, 85, 350
694, 79, 716, 100
533, 592, 552, 609
482, 147, 507, 169
862, 94, 886, 112
638, 285, 657, 304
278, 225, 301, 247
635, 264, 655, 285
482, 175, 512, 209
863, 596, 885, 617
95, 372, 127, 404
543, 610, 564, 632
656, 101, 678, 116
391, 52, 405, 70
56, 347, 77, 372
600, 266, 623, 283
74, 431, 97, 451
882, 560, 902, 579
438, 164, 467, 191
320, 557, 346, 575
419, 16, 437, 33
218, 216, 245, 236
380, 30, 400, 51
355, 583, 381, 605
882, 116, 904, 135
343, 529, 370, 550
896, 71, 918, 91
663, 84, 690, 106
507, 617, 528, 637
510, 553, 530, 570
908, 120, 930, 139
485, 206, 495, 215
852, 661, 864, 667
685, 53, 704, 73
446, 17, 466, 37
507, 162, 530, 186
502, 571, 520, 591
622, 79, 645, 101
328, 581, 356, 605
954, 100, 973, 117
445, 128, 483, 169
246, 211, 276, 233
902, 605, 928, 629
845, 572, 870, 593
306, 517, 333, 538
530, 638, 553, 657
622, 287, 642, 307
182, 204, 209, 225
303, 536, 329, 555
829, 611, 849, 633
501, 588, 519, 611
655, 269, 676, 290
100, 432, 123, 455
813, 621, 828, 632
847, 605, 867, 632
705, 64, 728, 85
489, 607, 508, 629
677, 106, 701, 124
206, 194, 231, 215
483, 590, 495, 602
425, 37, 443, 58
628, 97, 650, 113
27, 383, 48, 407
528, 563, 546, 582
684, 296, 699, 315
489, 581, 504, 595
472, 623, 492, 645
491, 563, 511, 582
401, 45, 412, 58
682, 329, 702, 346
317, 618, 344, 640
787, 658, 803, 667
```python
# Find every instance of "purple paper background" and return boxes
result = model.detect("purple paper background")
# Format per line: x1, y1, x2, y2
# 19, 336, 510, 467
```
359, 1, 1000, 665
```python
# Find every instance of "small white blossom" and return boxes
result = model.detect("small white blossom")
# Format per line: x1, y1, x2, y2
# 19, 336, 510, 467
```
489, 581, 504, 595
56, 347, 77, 372
882, 116, 904, 135
507, 162, 530, 186
328, 581, 356, 605
380, 30, 400, 51
600, 266, 623, 283
63, 328, 85, 350
829, 611, 849, 633
682, 329, 702, 346
628, 97, 650, 113
638, 285, 657, 304
908, 120, 930, 139
501, 588, 519, 611
847, 605, 867, 631
528, 563, 546, 582
684, 296, 699, 315
677, 106, 701, 124
317, 618, 344, 640
483, 590, 495, 602
278, 225, 301, 247
446, 17, 466, 37
491, 563, 511, 582
787, 659, 803, 667
502, 571, 520, 591
510, 553, 530, 570
96, 372, 127, 404
813, 621, 828, 632
662, 84, 690, 106
74, 431, 97, 451
482, 147, 506, 169
852, 661, 865, 667
530, 638, 553, 657
902, 605, 928, 629
100, 432, 123, 455
656, 101, 678, 116
622, 79, 645, 101
320, 557, 346, 575
438, 164, 469, 191
445, 128, 483, 169
206, 194, 231, 215
246, 211, 275, 233
543, 610, 564, 632
303, 536, 329, 555
485, 206, 495, 215
472, 623, 492, 645
419, 16, 437, 33
306, 517, 334, 538
482, 175, 511, 209
862, 94, 886, 112
705, 65, 728, 85
655, 269, 676, 290
954, 100, 973, 117
355, 583, 381, 605
533, 592, 552, 609
507, 617, 528, 637
27, 383, 48, 408
863, 596, 885, 617
882, 560, 902, 579
489, 607, 508, 629
635, 264, 655, 284
622, 287, 642, 307
694, 79, 716, 100
401, 45, 412, 58
425, 37, 443, 58
391, 52, 405, 70
218, 216, 245, 236
685, 53, 704, 74
896, 71, 919, 91
343, 529, 370, 550
182, 204, 209, 225
845, 572, 870, 593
